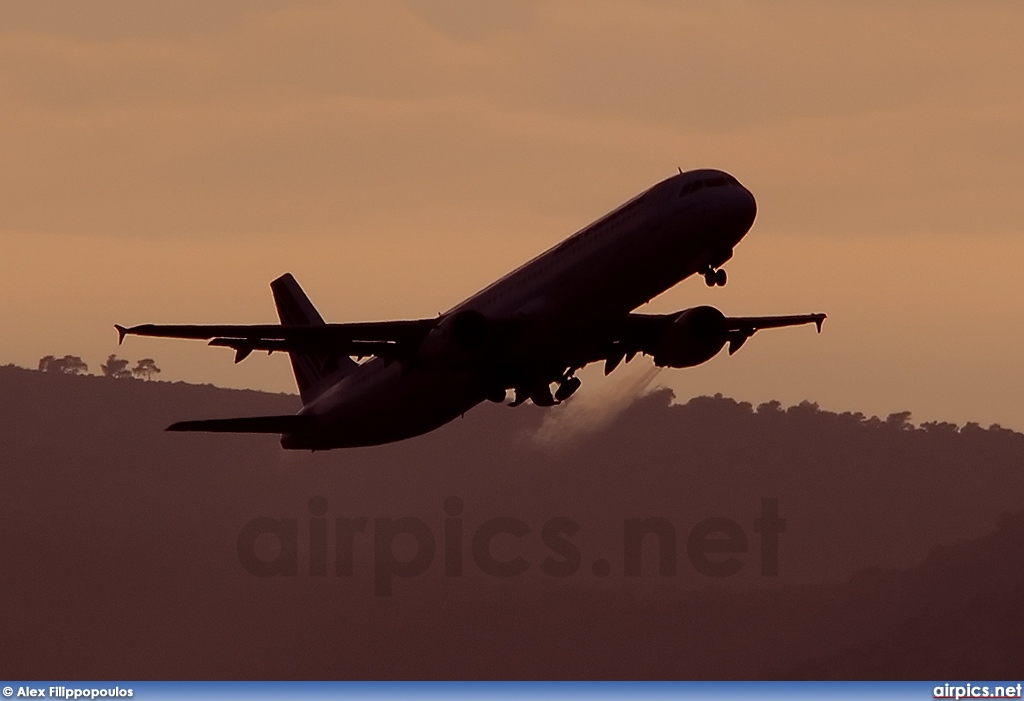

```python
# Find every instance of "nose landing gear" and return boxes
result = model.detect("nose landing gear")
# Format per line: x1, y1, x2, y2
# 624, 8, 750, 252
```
703, 268, 727, 287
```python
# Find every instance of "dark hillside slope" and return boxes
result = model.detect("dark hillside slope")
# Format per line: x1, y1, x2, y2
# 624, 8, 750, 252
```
1, 365, 1022, 677
784, 509, 1024, 678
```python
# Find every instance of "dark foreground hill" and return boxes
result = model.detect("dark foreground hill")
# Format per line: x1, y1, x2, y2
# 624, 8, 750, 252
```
1, 365, 1022, 677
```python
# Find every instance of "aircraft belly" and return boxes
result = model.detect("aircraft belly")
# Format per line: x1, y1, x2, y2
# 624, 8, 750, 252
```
289, 362, 483, 449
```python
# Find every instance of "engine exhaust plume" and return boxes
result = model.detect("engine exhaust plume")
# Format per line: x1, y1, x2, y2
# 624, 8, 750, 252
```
531, 360, 663, 448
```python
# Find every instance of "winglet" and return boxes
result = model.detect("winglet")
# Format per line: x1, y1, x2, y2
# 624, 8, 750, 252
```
114, 324, 128, 345
815, 314, 827, 333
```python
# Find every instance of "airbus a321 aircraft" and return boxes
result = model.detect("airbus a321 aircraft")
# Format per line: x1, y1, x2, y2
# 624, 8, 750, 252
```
117, 169, 825, 450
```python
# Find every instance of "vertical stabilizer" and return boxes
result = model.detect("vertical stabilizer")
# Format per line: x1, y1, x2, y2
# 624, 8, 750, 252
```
270, 273, 357, 404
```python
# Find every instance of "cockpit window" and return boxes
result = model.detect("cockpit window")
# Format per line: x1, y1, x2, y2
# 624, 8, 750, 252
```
679, 175, 740, 198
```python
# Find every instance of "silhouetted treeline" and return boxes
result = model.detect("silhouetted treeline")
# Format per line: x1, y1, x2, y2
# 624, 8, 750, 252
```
1, 364, 1022, 678
36, 354, 161, 379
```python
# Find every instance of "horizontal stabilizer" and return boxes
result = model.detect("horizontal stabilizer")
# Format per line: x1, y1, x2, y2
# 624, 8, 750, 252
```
166, 415, 313, 434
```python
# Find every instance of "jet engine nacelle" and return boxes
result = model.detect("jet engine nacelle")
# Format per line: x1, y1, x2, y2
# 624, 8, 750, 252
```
416, 309, 490, 370
652, 305, 728, 368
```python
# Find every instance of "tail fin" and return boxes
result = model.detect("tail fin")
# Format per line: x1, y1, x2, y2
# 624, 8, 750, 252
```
270, 273, 357, 404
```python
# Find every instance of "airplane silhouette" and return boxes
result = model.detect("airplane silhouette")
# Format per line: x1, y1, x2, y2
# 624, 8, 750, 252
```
117, 169, 825, 449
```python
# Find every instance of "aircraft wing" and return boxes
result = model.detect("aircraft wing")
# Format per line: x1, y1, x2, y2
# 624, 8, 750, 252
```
118, 310, 825, 368
115, 319, 435, 362
724, 313, 826, 333
595, 310, 826, 373
614, 311, 825, 345
718, 313, 826, 354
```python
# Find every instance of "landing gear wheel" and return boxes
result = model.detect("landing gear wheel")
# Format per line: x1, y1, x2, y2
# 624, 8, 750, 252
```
704, 268, 727, 286
555, 376, 582, 402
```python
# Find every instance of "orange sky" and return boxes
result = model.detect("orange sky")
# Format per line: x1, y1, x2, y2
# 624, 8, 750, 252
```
2, 1, 1023, 428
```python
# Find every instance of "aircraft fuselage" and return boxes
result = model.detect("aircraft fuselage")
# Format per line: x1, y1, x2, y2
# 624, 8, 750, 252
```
285, 169, 757, 449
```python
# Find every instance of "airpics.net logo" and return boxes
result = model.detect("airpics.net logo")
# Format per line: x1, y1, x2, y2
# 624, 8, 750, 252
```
934, 682, 1023, 699
235, 497, 786, 596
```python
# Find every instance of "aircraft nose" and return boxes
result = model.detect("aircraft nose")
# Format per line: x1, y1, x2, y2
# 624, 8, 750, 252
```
713, 180, 757, 249
715, 179, 757, 242
738, 184, 757, 231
